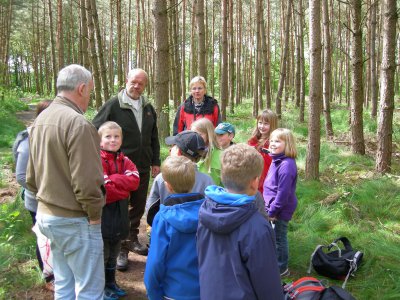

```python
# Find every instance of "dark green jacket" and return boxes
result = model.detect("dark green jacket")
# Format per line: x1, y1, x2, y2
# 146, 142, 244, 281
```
92, 91, 161, 173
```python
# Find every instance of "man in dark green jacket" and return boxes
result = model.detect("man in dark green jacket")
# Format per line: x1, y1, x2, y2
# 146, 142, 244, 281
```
93, 68, 160, 271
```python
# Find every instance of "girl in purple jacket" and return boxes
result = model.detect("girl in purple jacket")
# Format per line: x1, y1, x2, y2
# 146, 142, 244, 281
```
263, 128, 298, 277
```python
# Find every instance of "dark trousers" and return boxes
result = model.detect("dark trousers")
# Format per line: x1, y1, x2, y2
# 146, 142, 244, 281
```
128, 171, 150, 239
104, 239, 121, 270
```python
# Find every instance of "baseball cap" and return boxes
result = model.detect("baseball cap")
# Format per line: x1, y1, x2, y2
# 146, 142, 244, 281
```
165, 131, 206, 158
215, 122, 235, 135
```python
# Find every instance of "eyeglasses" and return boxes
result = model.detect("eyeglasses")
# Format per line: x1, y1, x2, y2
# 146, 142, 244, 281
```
191, 87, 204, 91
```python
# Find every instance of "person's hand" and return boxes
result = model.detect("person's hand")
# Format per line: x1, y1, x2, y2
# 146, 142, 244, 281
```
151, 165, 160, 178
89, 219, 101, 225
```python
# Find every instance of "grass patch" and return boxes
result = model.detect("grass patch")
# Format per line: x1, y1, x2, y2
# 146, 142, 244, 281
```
0, 196, 41, 299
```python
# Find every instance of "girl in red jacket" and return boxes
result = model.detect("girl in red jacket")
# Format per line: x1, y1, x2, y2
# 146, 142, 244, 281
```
247, 109, 278, 194
99, 121, 140, 300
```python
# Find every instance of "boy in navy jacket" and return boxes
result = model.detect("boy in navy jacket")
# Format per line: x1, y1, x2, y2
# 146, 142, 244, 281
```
196, 143, 283, 300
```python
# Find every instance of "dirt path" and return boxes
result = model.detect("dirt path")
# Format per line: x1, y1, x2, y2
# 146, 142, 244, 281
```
11, 107, 149, 299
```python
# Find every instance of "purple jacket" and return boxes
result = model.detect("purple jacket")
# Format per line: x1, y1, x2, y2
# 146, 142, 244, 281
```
263, 153, 297, 221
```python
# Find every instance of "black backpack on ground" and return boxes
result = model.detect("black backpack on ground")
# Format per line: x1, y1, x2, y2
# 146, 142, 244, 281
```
308, 237, 363, 288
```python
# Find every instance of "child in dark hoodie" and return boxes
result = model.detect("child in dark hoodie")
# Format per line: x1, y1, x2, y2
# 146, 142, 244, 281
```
197, 143, 283, 300
144, 156, 204, 300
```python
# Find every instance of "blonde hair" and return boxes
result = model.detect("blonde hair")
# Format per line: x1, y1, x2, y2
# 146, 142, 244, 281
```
98, 121, 123, 139
250, 109, 278, 149
191, 118, 220, 170
189, 76, 207, 94
270, 128, 297, 158
161, 156, 196, 193
221, 143, 263, 192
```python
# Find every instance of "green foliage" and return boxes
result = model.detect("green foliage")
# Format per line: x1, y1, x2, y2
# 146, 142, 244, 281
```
0, 196, 40, 299
85, 107, 98, 122
0, 90, 27, 148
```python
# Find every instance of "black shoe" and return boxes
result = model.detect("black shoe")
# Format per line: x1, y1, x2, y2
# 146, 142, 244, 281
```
127, 240, 148, 256
116, 251, 128, 271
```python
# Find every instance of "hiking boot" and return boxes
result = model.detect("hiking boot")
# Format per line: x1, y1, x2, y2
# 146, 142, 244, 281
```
106, 282, 127, 297
126, 239, 148, 256
116, 251, 129, 271
104, 287, 119, 300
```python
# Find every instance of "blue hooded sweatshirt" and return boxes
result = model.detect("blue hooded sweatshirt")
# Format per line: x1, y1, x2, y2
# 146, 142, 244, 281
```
197, 185, 283, 300
144, 193, 204, 300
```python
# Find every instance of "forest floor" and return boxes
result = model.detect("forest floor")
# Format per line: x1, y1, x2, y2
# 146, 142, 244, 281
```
9, 107, 148, 300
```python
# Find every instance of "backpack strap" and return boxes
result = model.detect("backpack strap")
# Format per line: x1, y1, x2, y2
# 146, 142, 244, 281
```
327, 242, 342, 257
288, 286, 325, 300
341, 251, 362, 289
308, 245, 323, 274
332, 237, 353, 251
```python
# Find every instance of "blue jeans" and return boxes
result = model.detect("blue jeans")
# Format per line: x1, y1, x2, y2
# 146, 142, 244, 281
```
36, 213, 105, 300
274, 219, 289, 273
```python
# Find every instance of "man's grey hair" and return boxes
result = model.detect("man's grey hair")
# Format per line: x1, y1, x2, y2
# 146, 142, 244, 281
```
56, 64, 92, 92
127, 68, 148, 82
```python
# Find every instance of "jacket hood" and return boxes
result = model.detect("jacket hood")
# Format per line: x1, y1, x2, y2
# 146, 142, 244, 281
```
159, 199, 204, 233
200, 186, 257, 234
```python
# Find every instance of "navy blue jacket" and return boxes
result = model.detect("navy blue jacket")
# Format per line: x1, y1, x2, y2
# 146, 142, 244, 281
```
197, 186, 283, 300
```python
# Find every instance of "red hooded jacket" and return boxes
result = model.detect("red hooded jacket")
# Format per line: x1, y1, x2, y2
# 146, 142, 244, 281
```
247, 137, 272, 194
100, 149, 140, 204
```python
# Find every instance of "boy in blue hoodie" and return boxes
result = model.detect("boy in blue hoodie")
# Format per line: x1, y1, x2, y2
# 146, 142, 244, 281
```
197, 143, 283, 300
144, 156, 204, 300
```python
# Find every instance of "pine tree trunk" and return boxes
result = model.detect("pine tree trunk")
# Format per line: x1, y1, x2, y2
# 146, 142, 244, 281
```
370, 1, 378, 118
48, 0, 57, 94
80, 0, 90, 69
190, 0, 197, 79
235, 0, 242, 106
116, 0, 123, 88
376, 0, 397, 173
90, 0, 109, 101
350, 0, 365, 154
172, 0, 181, 106
210, 1, 215, 97
135, 0, 141, 67
322, 0, 334, 139
299, 0, 305, 122
152, 0, 170, 139
196, 0, 206, 78
180, 0, 186, 102
275, 0, 292, 118
261, 0, 271, 109
255, 0, 262, 112
57, 0, 64, 69
108, 3, 115, 93
85, 0, 102, 109
228, 0, 235, 113
305, 0, 322, 180
220, 0, 228, 121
